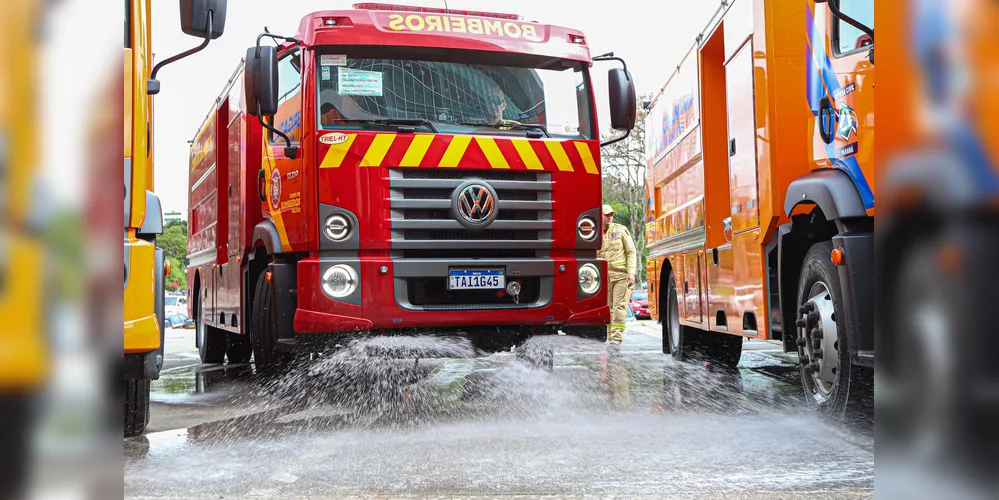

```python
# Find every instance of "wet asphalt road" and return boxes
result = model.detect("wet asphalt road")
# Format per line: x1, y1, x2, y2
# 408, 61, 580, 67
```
125, 322, 874, 499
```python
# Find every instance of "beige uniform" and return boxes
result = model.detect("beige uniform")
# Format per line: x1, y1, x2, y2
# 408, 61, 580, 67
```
597, 222, 637, 344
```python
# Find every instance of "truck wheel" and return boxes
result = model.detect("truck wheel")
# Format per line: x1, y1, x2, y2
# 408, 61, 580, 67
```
227, 332, 252, 364
663, 275, 741, 368
196, 292, 226, 364
795, 241, 861, 417
708, 333, 743, 371
515, 335, 556, 371
251, 274, 281, 375
124, 379, 150, 437
664, 275, 694, 360
562, 326, 606, 342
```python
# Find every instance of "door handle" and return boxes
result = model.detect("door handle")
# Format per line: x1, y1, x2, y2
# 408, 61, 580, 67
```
818, 96, 835, 145
722, 217, 733, 243
258, 169, 267, 202
729, 138, 737, 157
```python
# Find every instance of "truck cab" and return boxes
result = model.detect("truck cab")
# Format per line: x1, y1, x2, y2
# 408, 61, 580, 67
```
187, 4, 637, 371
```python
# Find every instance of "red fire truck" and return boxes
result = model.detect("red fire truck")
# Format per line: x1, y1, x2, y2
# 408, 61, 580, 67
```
186, 3, 636, 370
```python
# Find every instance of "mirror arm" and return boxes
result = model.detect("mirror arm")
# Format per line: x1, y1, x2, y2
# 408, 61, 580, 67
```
256, 103, 299, 159
148, 11, 214, 94
592, 52, 629, 75
600, 127, 631, 148
255, 32, 303, 57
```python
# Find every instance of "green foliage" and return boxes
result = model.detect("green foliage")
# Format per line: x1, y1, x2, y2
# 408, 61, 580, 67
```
158, 223, 188, 267
160, 219, 188, 292
45, 210, 84, 299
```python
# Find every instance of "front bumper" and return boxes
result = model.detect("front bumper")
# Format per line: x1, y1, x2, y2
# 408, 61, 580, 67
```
293, 256, 609, 334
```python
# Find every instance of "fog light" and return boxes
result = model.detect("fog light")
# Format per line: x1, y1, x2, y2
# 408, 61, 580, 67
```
578, 263, 600, 295
323, 214, 351, 241
322, 264, 358, 298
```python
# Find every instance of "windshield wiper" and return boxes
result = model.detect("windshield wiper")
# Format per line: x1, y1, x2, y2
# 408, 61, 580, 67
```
330, 118, 438, 133
457, 121, 551, 138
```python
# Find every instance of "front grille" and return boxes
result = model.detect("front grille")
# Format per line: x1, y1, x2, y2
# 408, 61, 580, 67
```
402, 249, 535, 259
388, 168, 553, 253
407, 276, 541, 308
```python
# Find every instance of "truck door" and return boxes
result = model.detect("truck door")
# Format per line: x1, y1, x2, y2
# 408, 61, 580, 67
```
807, 0, 875, 210
262, 49, 308, 250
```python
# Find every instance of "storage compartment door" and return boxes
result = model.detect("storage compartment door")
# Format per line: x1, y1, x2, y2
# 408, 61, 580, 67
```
725, 42, 760, 233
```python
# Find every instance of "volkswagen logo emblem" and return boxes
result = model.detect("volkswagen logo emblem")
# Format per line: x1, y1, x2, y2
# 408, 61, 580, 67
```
452, 180, 498, 229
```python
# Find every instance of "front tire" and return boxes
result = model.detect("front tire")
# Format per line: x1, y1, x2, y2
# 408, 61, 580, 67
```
196, 289, 226, 364
795, 241, 862, 417
251, 274, 282, 375
562, 326, 607, 342
124, 379, 150, 437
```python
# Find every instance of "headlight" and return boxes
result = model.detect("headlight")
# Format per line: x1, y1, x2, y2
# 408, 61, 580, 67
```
322, 264, 359, 298
323, 214, 351, 241
577, 216, 597, 242
578, 263, 600, 295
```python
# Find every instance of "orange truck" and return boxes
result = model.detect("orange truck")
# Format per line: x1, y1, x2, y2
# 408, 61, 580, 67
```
124, 0, 228, 437
185, 3, 637, 372
644, 0, 873, 415
877, 0, 998, 462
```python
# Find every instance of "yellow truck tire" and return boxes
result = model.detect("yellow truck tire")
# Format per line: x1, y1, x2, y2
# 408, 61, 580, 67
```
124, 379, 150, 437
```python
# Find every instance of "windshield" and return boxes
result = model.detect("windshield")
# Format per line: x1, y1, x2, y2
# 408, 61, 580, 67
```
165, 296, 179, 306
632, 291, 648, 301
316, 51, 593, 139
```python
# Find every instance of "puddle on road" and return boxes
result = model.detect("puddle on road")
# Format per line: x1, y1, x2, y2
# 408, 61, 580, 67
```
151, 364, 257, 403
129, 335, 873, 497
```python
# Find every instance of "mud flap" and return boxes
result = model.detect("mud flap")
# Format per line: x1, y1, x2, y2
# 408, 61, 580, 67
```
268, 260, 298, 340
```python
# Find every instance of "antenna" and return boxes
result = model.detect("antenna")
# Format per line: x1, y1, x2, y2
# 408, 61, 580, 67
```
443, 0, 449, 13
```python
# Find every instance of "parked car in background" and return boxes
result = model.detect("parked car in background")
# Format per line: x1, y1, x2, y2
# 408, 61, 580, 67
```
164, 293, 187, 317
165, 313, 194, 330
630, 290, 650, 319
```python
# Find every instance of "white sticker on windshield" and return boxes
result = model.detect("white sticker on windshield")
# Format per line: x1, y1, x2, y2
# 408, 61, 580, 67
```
320, 54, 347, 66
338, 67, 383, 96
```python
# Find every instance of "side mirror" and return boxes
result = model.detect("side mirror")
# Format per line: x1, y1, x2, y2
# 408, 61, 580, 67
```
147, 0, 227, 94
180, 0, 228, 39
244, 46, 279, 117
608, 68, 637, 131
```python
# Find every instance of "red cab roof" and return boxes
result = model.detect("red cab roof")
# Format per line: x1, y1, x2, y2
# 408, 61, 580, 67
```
290, 6, 592, 63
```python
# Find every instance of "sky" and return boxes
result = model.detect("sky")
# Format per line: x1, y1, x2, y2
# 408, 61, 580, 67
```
51, 0, 722, 217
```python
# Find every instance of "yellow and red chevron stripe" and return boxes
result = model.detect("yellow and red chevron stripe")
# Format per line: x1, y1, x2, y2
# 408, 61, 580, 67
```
319, 133, 600, 174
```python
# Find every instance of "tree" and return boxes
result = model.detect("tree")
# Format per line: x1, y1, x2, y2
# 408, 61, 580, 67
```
600, 94, 651, 283
158, 220, 188, 267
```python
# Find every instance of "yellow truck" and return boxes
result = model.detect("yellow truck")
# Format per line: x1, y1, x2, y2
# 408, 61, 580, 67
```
124, 0, 228, 437
0, 0, 47, 493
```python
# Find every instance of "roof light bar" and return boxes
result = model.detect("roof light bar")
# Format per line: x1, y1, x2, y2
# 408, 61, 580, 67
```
351, 3, 522, 20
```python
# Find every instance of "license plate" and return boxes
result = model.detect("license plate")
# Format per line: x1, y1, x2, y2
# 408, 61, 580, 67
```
448, 269, 505, 290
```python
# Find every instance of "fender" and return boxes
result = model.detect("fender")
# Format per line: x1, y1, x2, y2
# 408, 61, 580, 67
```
136, 191, 164, 239
883, 148, 997, 210
251, 220, 284, 256
784, 169, 867, 220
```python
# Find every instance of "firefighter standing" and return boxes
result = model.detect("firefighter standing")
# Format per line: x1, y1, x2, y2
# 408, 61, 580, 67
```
598, 204, 636, 345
